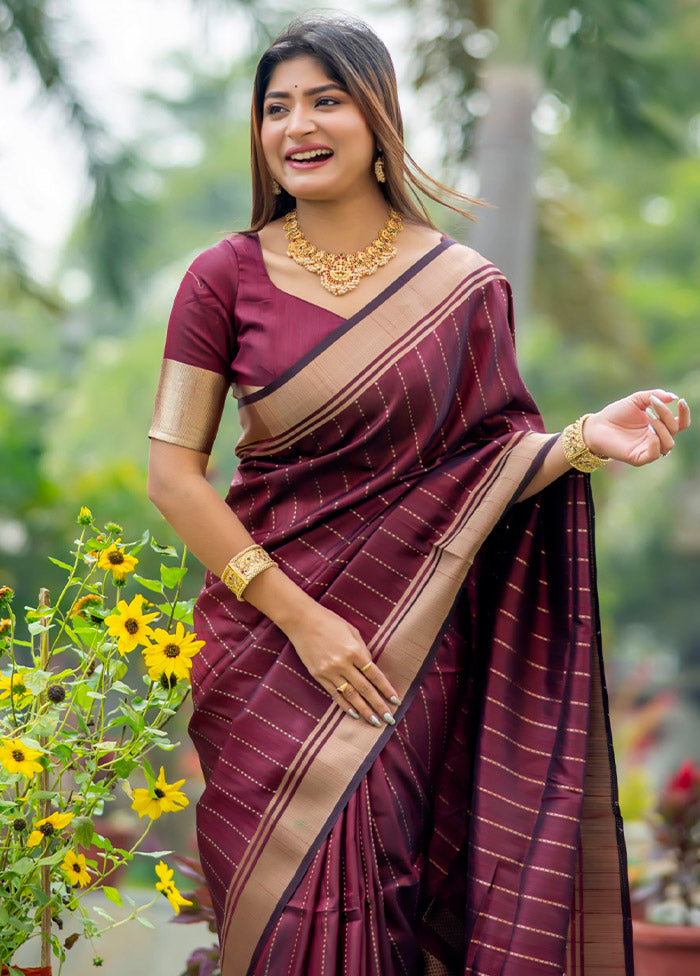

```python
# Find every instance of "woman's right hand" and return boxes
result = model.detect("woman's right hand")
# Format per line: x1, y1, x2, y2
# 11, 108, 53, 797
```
284, 602, 401, 728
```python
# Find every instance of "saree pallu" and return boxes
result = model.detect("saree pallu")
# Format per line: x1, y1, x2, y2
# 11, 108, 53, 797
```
157, 238, 632, 975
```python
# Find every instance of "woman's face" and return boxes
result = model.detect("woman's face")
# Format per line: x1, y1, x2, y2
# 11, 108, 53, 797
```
260, 55, 377, 204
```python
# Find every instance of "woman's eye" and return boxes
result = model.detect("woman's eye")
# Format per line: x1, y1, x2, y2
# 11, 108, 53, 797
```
265, 104, 285, 116
316, 97, 339, 107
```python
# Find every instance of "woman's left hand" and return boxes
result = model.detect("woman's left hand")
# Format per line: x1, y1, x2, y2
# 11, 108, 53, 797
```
584, 390, 691, 466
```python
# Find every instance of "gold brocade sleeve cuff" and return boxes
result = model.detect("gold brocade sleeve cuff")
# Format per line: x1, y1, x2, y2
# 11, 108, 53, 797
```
149, 358, 229, 454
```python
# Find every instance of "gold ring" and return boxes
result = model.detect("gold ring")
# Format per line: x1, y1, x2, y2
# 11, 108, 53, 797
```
359, 661, 373, 673
336, 682, 349, 695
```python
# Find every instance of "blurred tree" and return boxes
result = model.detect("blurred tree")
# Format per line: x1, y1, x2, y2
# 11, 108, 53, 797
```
402, 0, 698, 318
0, 0, 289, 306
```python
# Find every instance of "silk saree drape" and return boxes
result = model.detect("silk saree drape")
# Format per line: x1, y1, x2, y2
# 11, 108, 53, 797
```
150, 235, 633, 976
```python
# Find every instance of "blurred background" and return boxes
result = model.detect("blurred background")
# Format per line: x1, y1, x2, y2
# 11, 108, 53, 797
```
1, 0, 699, 969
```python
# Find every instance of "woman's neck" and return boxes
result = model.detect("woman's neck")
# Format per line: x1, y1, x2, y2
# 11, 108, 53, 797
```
294, 190, 393, 254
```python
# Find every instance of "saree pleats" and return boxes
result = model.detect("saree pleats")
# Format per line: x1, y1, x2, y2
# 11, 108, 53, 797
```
185, 241, 632, 975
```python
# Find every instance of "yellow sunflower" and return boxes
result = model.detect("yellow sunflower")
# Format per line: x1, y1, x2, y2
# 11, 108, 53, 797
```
155, 860, 193, 914
141, 622, 204, 683
62, 850, 91, 887
69, 594, 103, 618
105, 594, 159, 655
131, 766, 189, 820
27, 810, 74, 847
97, 540, 138, 583
0, 737, 44, 778
0, 669, 33, 708
0, 617, 12, 637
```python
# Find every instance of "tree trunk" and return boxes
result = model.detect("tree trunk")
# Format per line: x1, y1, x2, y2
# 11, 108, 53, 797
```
466, 65, 540, 324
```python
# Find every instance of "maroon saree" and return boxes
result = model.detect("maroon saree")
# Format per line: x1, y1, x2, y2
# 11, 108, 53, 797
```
150, 234, 633, 976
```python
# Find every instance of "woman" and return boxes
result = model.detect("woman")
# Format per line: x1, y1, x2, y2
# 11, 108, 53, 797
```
148, 16, 690, 976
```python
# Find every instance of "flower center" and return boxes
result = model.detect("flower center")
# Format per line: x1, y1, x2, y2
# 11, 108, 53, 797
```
164, 643, 180, 658
154, 788, 165, 798
12, 749, 25, 762
124, 618, 139, 634
108, 551, 125, 566
40, 823, 55, 836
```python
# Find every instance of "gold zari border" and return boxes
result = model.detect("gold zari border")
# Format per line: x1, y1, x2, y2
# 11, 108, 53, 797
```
149, 358, 228, 454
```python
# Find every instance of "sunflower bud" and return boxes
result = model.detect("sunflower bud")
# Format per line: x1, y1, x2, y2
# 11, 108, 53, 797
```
77, 506, 93, 526
160, 673, 178, 690
12, 818, 26, 832
47, 684, 66, 704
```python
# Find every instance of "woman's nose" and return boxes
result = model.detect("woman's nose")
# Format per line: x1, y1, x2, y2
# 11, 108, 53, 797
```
285, 104, 316, 139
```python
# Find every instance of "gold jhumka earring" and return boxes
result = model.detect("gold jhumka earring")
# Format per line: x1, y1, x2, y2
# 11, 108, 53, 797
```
271, 179, 281, 196
374, 155, 386, 183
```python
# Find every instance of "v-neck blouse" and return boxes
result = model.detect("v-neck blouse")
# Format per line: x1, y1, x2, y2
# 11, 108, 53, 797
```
163, 233, 348, 394
161, 232, 452, 397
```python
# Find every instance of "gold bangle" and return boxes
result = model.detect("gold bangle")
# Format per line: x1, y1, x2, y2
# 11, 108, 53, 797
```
562, 414, 610, 473
221, 544, 275, 601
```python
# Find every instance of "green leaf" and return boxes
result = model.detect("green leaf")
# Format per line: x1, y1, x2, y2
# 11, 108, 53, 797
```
136, 915, 155, 928
133, 574, 163, 595
33, 714, 58, 737
142, 758, 156, 790
112, 756, 138, 778
91, 906, 113, 921
73, 816, 94, 848
23, 669, 52, 694
160, 565, 187, 589
7, 856, 34, 875
108, 660, 128, 682
103, 886, 123, 907
129, 529, 151, 556
134, 849, 172, 858
48, 557, 75, 571
151, 539, 178, 557
157, 599, 195, 624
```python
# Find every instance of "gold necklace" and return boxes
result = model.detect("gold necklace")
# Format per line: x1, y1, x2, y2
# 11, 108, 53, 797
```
283, 209, 403, 296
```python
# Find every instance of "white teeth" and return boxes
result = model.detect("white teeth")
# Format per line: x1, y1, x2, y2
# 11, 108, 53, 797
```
289, 149, 332, 161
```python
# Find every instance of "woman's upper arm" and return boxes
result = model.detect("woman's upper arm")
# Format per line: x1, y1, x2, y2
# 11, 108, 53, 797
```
149, 239, 239, 457
147, 440, 212, 505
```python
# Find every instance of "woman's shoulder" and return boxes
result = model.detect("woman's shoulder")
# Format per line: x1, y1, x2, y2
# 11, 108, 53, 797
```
404, 222, 498, 278
180, 232, 259, 307
187, 232, 255, 277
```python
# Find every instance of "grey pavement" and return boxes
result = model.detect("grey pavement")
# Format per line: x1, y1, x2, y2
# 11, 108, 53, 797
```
12, 890, 212, 976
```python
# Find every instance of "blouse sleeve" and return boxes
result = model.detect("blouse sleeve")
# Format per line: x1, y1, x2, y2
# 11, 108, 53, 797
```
149, 239, 239, 454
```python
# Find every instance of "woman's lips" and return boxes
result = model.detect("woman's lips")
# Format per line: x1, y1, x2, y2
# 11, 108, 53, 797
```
285, 154, 334, 170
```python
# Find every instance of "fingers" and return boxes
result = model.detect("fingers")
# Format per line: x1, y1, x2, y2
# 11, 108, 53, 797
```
646, 392, 685, 459
332, 662, 402, 728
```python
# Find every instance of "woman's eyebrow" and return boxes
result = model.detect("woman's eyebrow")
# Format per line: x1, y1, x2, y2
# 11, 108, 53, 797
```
264, 83, 345, 100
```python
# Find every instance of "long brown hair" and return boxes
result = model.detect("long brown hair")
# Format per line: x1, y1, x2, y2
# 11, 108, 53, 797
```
246, 15, 478, 231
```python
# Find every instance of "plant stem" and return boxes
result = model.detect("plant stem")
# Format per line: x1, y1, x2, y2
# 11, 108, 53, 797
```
38, 587, 52, 971
166, 545, 188, 631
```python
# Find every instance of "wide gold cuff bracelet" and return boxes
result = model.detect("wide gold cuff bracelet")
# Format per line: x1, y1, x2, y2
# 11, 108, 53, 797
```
562, 414, 611, 473
221, 544, 275, 601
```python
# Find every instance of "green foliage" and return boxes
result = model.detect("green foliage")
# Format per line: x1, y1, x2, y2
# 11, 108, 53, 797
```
0, 511, 198, 965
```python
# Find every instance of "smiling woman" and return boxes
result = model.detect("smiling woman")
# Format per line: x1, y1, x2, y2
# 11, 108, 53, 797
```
146, 14, 690, 976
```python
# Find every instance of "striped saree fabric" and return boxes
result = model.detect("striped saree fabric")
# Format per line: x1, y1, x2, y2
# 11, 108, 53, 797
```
150, 234, 633, 976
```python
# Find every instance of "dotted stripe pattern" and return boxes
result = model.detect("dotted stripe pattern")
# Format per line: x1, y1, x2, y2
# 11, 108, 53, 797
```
187, 260, 630, 974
